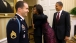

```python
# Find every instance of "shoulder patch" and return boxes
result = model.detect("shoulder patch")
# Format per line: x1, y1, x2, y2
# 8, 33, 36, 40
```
10, 30, 17, 39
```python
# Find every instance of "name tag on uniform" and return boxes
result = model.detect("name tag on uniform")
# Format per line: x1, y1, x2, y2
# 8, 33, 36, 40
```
22, 24, 25, 31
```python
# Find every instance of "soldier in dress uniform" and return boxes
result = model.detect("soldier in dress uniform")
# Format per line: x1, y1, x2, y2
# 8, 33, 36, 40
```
6, 1, 29, 43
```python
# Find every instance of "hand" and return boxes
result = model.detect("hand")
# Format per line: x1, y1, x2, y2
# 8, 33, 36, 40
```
64, 36, 69, 41
32, 24, 35, 29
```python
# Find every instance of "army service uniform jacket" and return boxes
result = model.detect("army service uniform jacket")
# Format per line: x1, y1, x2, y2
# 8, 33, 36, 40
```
6, 14, 29, 43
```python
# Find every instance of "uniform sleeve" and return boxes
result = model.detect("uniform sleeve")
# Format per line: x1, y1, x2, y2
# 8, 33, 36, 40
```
6, 19, 19, 43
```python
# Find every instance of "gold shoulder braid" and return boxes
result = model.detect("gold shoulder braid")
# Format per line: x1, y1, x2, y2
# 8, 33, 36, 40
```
10, 30, 17, 39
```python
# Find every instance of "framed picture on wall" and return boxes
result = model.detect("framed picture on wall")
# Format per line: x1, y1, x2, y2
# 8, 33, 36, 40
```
0, 0, 14, 13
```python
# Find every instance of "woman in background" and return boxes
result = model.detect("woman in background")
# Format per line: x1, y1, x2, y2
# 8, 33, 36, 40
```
32, 4, 47, 43
32, 4, 56, 43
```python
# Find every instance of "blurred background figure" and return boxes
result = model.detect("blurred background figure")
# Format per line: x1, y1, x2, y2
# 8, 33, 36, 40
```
0, 0, 14, 13
32, 4, 47, 43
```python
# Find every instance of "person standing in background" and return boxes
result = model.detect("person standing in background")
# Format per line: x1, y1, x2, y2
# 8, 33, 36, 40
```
6, 1, 29, 43
32, 4, 47, 43
52, 1, 71, 43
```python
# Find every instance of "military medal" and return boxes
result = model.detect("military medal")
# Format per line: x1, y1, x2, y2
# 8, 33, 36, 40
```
22, 24, 25, 31
23, 34, 25, 38
22, 24, 26, 38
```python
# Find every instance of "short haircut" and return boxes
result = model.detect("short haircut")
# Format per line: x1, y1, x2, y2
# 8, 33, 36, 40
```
15, 1, 26, 11
33, 4, 43, 14
56, 1, 63, 7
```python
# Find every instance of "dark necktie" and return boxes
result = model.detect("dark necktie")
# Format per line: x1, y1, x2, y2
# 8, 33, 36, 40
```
56, 12, 60, 22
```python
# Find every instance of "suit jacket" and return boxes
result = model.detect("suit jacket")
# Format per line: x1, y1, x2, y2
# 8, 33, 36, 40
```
52, 10, 71, 40
6, 14, 29, 43
33, 14, 47, 36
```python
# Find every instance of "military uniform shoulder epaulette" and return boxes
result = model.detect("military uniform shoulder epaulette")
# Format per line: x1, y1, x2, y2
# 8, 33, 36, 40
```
10, 16, 17, 21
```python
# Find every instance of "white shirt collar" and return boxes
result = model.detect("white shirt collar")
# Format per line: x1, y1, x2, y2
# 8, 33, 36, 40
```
16, 13, 24, 20
57, 10, 62, 14
56, 10, 63, 18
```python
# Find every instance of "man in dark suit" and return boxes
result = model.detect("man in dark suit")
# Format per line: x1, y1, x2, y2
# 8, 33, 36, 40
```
52, 1, 71, 43
6, 1, 29, 43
